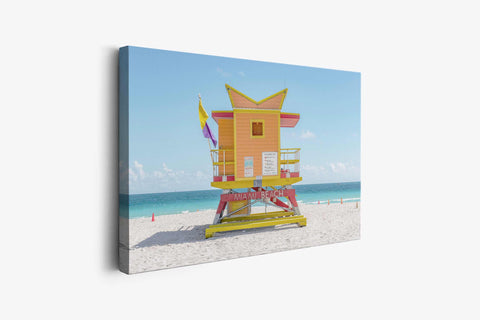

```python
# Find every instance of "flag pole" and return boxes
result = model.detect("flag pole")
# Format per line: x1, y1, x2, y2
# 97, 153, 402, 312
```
207, 138, 215, 177
200, 94, 216, 175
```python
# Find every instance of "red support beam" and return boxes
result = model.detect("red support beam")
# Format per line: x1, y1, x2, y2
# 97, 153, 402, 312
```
216, 200, 227, 214
289, 194, 298, 208
271, 197, 291, 210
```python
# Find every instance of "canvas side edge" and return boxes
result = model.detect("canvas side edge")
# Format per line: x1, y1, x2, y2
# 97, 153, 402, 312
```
118, 46, 130, 274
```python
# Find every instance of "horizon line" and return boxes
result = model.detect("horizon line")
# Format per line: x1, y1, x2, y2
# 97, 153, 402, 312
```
122, 180, 361, 196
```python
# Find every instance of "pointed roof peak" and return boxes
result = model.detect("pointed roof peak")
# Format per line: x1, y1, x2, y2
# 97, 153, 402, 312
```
225, 84, 287, 110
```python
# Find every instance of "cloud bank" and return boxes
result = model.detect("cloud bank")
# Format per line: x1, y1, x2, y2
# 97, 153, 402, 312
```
127, 161, 211, 194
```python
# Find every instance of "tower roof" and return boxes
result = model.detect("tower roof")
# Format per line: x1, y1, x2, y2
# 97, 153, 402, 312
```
226, 84, 287, 110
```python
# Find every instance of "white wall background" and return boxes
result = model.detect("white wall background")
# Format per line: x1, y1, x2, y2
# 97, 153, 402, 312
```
1, 1, 479, 319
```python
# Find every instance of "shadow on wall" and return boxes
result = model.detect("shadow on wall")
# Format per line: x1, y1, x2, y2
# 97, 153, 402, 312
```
102, 47, 119, 272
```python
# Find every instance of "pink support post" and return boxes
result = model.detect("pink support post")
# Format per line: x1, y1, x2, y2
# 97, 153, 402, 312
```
212, 200, 227, 224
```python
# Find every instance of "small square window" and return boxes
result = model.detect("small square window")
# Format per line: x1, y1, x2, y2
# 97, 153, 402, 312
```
252, 121, 263, 137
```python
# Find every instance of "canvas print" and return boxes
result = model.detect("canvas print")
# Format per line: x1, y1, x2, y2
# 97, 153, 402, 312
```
118, 46, 361, 274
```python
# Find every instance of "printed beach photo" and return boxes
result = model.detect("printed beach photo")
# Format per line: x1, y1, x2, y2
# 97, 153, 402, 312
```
119, 46, 361, 274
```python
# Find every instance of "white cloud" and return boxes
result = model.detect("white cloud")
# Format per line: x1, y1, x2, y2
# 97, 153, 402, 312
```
129, 161, 214, 193
299, 162, 359, 184
216, 67, 231, 77
301, 164, 326, 176
153, 171, 164, 178
195, 170, 209, 180
238, 71, 246, 77
129, 159, 358, 193
330, 162, 347, 173
129, 168, 137, 181
300, 130, 316, 139
133, 160, 145, 179
162, 162, 178, 177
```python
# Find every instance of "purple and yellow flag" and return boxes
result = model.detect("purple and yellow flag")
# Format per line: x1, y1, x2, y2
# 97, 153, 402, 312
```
198, 98, 217, 147
199, 99, 209, 129
202, 122, 217, 147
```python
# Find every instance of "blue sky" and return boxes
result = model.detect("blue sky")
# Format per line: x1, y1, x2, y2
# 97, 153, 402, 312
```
125, 46, 360, 194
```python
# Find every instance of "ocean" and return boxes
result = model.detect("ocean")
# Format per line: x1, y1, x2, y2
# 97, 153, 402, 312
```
120, 181, 360, 218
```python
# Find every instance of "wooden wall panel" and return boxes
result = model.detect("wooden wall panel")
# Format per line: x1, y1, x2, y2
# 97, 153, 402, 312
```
235, 112, 280, 179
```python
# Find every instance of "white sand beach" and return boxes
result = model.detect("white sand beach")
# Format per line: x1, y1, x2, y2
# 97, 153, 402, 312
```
120, 202, 360, 274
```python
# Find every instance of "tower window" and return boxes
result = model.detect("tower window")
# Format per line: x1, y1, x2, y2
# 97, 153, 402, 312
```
251, 121, 264, 137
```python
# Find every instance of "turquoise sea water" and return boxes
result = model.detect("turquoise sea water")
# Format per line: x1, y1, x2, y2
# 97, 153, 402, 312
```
120, 181, 360, 218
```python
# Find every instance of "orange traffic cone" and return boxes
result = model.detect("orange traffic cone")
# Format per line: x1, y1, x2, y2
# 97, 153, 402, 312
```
152, 213, 155, 222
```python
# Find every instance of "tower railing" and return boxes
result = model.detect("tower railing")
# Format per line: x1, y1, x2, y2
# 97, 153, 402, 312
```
210, 148, 300, 180
210, 148, 234, 178
280, 148, 300, 176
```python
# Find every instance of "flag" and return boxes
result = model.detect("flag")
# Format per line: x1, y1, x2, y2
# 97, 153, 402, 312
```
198, 99, 209, 129
202, 122, 217, 147
198, 97, 217, 147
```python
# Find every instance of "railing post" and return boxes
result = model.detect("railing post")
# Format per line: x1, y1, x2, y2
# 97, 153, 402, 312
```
212, 150, 215, 177
296, 149, 299, 173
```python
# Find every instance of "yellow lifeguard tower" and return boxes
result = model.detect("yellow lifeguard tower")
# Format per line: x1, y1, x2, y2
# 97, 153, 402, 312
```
204, 84, 306, 238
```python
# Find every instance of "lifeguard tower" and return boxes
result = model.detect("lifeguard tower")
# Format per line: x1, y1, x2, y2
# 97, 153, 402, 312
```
204, 84, 306, 238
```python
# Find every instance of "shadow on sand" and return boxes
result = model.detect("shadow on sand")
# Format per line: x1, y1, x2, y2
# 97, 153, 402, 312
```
133, 225, 210, 248
133, 223, 301, 248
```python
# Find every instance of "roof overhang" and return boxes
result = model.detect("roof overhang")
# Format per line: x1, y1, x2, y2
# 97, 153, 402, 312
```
280, 113, 300, 127
212, 111, 233, 123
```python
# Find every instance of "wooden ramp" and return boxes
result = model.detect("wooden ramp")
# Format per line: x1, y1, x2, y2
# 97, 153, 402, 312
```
205, 211, 306, 239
